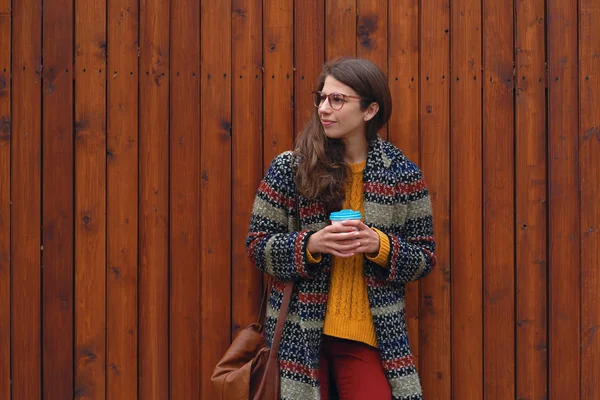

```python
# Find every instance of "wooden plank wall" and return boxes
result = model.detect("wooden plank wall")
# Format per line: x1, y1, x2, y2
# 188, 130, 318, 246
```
0, 1, 598, 399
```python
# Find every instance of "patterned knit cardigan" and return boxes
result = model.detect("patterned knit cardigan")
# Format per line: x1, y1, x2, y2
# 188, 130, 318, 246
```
246, 137, 436, 400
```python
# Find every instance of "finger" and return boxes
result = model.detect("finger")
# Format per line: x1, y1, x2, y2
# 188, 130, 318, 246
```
340, 220, 363, 229
323, 232, 359, 243
335, 238, 362, 247
354, 245, 370, 253
337, 242, 361, 252
356, 242, 379, 254
342, 231, 361, 240
328, 229, 361, 239
326, 242, 360, 253
326, 224, 357, 234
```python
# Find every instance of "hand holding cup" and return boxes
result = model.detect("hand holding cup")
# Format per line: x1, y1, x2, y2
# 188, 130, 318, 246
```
306, 210, 380, 257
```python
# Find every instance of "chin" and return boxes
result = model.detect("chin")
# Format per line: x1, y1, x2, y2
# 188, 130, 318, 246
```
323, 129, 345, 140
325, 134, 344, 141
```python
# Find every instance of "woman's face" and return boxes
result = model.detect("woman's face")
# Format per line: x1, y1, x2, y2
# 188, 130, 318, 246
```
317, 76, 374, 143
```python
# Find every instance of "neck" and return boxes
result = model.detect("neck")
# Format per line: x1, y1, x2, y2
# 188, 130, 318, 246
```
343, 134, 368, 164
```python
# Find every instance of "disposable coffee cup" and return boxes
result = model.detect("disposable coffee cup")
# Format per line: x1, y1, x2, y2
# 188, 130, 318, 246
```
329, 209, 362, 230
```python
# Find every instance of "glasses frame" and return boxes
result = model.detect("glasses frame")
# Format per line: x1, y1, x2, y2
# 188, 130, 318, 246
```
311, 90, 365, 111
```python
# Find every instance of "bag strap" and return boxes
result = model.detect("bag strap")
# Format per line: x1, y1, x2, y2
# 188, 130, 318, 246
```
256, 278, 270, 326
270, 281, 293, 359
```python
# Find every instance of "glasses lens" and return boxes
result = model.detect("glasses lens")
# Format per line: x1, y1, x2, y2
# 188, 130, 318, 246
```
330, 94, 345, 110
313, 91, 323, 108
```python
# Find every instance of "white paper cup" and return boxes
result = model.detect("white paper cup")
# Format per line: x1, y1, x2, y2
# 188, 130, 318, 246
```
329, 209, 362, 230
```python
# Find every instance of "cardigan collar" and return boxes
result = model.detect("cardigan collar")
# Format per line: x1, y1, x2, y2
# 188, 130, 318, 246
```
365, 136, 394, 173
291, 136, 394, 179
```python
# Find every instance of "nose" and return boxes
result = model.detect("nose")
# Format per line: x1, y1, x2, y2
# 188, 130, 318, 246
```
318, 97, 333, 113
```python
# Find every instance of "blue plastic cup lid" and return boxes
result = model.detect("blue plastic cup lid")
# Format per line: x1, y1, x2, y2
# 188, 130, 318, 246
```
329, 209, 362, 221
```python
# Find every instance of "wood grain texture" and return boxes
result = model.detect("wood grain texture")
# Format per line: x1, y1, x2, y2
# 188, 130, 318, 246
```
388, 0, 420, 368
232, 0, 264, 337
294, 0, 324, 138
106, 0, 139, 398
547, 0, 581, 398
11, 0, 42, 397
418, 1, 451, 398
0, 2, 598, 398
579, 0, 600, 397
451, 0, 483, 397
356, 0, 387, 71
263, 0, 294, 165
170, 0, 201, 397
74, 0, 107, 397
357, 0, 387, 139
325, 0, 356, 60
200, 0, 231, 397
515, 0, 548, 398
139, 0, 170, 397
483, 0, 515, 398
42, 0, 74, 398
0, 0, 10, 397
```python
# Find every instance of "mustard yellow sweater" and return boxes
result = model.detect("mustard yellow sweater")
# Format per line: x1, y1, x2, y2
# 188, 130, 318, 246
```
307, 162, 390, 347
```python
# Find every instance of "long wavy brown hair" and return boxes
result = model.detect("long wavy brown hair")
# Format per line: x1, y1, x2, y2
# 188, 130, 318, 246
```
294, 57, 392, 213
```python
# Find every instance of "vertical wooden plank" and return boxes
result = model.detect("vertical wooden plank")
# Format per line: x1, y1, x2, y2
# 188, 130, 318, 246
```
451, 0, 483, 397
0, 1, 10, 398
139, 0, 170, 397
232, 0, 263, 334
388, 0, 420, 367
356, 0, 387, 70
483, 0, 515, 398
294, 0, 324, 137
579, 1, 600, 398
418, 1, 451, 398
200, 0, 231, 397
388, 0, 419, 158
107, 0, 139, 398
547, 0, 581, 398
170, 0, 200, 398
515, 0, 548, 398
11, 0, 42, 397
356, 0, 387, 139
74, 0, 107, 397
42, 0, 74, 397
263, 0, 294, 165
325, 0, 356, 60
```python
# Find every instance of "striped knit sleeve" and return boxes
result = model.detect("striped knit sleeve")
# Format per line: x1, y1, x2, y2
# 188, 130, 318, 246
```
245, 152, 326, 281
376, 164, 436, 284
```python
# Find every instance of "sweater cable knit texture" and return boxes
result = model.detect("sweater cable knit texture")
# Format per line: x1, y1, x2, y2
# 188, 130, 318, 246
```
322, 161, 384, 347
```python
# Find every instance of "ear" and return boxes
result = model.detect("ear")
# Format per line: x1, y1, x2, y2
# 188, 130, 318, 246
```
363, 102, 380, 122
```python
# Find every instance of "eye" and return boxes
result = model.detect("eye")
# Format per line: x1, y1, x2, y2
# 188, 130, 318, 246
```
331, 94, 345, 104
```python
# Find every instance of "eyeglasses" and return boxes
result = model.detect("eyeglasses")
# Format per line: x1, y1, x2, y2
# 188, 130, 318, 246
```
312, 91, 364, 111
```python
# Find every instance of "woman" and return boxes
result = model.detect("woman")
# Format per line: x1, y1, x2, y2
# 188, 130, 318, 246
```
246, 57, 436, 400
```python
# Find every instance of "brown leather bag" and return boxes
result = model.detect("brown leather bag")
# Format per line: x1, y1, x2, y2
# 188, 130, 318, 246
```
211, 281, 294, 400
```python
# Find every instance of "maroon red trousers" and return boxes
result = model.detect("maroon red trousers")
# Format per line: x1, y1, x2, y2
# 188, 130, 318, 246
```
319, 335, 392, 400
